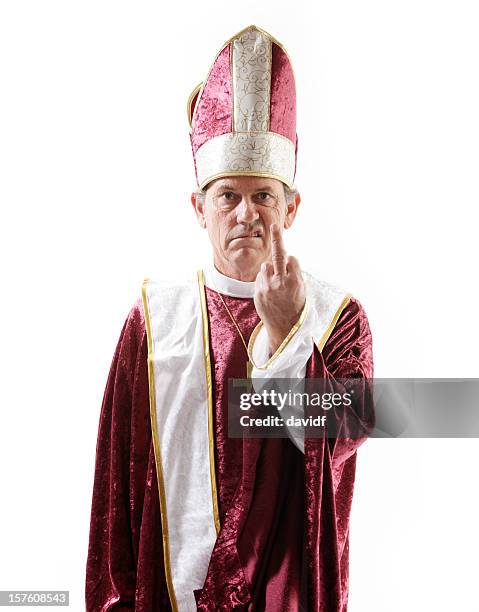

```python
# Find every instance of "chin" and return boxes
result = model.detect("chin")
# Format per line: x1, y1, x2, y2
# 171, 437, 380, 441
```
229, 248, 263, 269
230, 246, 263, 258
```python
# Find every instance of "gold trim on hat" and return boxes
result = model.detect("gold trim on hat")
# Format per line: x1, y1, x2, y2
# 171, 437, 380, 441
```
187, 81, 203, 129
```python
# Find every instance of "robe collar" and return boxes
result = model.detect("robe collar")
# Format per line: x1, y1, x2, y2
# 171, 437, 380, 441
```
203, 264, 256, 298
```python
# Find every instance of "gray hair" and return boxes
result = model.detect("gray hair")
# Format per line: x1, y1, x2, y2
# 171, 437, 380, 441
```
282, 183, 299, 206
194, 182, 298, 209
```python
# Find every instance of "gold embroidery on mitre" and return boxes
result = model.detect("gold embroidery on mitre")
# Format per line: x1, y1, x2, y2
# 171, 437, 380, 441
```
232, 29, 272, 133
195, 131, 295, 190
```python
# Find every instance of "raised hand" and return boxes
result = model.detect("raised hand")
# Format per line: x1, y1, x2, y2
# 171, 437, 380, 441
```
254, 223, 306, 355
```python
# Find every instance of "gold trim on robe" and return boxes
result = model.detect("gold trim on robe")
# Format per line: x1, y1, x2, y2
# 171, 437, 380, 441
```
141, 278, 179, 612
247, 298, 310, 368
197, 269, 221, 534
317, 292, 353, 351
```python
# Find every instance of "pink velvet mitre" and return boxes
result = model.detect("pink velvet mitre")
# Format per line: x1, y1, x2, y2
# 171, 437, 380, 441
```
187, 25, 299, 190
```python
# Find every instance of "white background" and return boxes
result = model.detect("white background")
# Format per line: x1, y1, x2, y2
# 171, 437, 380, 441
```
1, 1, 478, 610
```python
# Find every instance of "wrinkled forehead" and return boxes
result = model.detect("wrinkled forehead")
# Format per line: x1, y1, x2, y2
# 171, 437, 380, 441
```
207, 176, 286, 195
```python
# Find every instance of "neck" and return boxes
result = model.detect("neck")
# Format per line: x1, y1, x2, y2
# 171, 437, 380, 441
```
212, 257, 259, 282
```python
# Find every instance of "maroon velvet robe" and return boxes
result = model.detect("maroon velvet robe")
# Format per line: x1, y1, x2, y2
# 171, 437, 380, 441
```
85, 286, 374, 611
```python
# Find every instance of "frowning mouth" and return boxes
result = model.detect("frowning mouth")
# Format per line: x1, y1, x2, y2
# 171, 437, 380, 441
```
230, 232, 263, 241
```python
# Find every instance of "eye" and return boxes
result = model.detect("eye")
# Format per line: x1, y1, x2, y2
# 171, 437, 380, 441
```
257, 192, 271, 201
223, 191, 235, 200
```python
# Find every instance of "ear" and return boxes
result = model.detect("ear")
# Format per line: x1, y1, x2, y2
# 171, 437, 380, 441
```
191, 192, 207, 228
284, 192, 301, 229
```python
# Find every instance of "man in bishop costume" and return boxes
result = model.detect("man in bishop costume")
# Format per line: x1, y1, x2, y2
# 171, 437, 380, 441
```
85, 24, 374, 612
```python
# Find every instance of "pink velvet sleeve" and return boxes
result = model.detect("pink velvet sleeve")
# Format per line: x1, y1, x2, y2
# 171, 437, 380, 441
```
304, 297, 374, 611
85, 299, 172, 611
306, 295, 375, 468
85, 311, 138, 610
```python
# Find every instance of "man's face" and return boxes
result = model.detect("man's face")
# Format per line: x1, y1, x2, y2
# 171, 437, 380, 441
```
191, 175, 300, 281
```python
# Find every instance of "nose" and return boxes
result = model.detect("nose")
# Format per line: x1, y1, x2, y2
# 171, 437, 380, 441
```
235, 196, 259, 224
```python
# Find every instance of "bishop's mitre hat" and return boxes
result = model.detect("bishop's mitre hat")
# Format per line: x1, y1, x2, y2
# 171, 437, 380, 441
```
187, 24, 298, 190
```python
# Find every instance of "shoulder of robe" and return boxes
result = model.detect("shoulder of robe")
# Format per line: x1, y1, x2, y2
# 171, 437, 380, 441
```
120, 295, 147, 358
140, 274, 201, 323
301, 269, 372, 350
141, 275, 197, 296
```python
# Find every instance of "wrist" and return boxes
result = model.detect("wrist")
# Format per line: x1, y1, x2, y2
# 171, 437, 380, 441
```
268, 334, 286, 356
266, 323, 297, 355
264, 302, 307, 356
